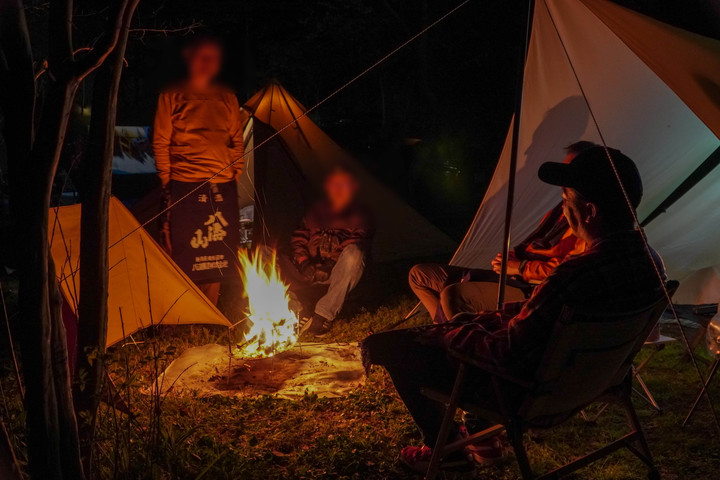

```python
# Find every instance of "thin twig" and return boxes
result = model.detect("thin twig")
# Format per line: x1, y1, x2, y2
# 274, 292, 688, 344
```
0, 279, 23, 398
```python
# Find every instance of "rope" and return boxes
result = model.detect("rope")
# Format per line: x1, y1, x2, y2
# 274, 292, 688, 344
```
108, 0, 473, 251
543, 0, 720, 431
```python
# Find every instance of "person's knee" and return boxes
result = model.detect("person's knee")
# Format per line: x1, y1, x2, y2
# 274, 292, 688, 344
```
338, 244, 365, 268
409, 263, 432, 289
439, 283, 460, 309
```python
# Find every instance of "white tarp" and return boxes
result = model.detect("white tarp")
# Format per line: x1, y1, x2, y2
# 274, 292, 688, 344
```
150, 343, 365, 400
452, 0, 720, 304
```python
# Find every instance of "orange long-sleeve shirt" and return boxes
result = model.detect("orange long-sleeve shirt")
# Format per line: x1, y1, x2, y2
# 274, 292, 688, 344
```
515, 203, 586, 284
153, 85, 245, 186
521, 228, 585, 283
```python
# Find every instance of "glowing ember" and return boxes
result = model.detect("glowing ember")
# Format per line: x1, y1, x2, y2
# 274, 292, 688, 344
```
235, 248, 299, 359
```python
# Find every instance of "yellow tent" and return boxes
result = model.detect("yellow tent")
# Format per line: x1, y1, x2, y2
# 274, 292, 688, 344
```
49, 197, 231, 346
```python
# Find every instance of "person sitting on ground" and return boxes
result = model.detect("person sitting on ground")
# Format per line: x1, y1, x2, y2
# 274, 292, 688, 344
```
409, 141, 596, 323
280, 168, 374, 337
362, 146, 665, 477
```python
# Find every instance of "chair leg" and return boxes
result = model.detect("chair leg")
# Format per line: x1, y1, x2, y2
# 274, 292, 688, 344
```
507, 420, 533, 480
683, 357, 720, 426
633, 367, 662, 413
623, 395, 658, 476
426, 364, 466, 480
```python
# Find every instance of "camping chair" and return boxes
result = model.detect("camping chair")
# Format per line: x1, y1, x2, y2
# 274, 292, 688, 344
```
581, 319, 679, 423
422, 281, 678, 480
581, 332, 677, 422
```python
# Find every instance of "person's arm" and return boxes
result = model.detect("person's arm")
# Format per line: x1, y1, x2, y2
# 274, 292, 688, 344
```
290, 216, 313, 266
520, 235, 585, 283
227, 94, 245, 176
153, 92, 173, 187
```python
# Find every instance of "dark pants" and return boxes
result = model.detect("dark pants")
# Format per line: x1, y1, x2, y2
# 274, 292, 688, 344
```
362, 327, 495, 446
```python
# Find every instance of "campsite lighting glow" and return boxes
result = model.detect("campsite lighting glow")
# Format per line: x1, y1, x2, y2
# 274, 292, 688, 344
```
235, 248, 299, 359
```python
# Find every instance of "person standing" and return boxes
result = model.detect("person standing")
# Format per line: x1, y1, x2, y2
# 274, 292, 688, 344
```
153, 35, 245, 304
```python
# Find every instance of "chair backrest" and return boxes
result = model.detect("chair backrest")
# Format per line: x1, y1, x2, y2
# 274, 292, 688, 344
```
519, 281, 677, 423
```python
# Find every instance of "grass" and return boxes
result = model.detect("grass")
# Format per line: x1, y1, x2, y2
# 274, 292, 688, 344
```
2, 277, 720, 479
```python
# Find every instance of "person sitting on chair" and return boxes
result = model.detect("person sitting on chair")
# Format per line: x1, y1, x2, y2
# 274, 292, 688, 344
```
362, 146, 665, 477
409, 141, 596, 323
282, 168, 374, 337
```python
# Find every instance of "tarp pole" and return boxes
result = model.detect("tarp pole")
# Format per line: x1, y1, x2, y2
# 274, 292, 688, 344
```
497, 0, 535, 309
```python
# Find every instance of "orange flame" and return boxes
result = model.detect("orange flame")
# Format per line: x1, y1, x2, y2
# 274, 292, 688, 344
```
235, 248, 298, 359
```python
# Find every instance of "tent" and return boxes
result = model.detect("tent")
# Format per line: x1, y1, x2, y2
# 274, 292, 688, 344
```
238, 82, 457, 262
49, 198, 231, 347
112, 126, 156, 175
452, 0, 720, 305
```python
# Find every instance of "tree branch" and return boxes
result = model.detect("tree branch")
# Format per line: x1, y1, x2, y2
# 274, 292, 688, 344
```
129, 20, 202, 40
72, 0, 131, 81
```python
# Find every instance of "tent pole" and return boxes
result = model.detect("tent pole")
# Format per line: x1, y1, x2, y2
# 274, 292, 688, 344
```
640, 145, 720, 226
497, 0, 535, 309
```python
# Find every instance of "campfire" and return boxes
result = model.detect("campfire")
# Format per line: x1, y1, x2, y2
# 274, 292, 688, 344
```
235, 248, 299, 359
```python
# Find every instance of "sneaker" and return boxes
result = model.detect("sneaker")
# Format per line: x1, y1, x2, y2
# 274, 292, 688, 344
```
399, 445, 475, 479
461, 412, 505, 465
307, 314, 332, 338
298, 315, 314, 336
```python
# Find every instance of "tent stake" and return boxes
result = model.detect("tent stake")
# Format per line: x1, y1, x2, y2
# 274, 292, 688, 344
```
497, 0, 535, 309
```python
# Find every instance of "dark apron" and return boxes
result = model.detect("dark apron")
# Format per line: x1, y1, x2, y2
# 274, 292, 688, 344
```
169, 180, 240, 283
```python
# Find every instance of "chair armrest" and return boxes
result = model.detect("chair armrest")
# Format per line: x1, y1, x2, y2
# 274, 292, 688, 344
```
447, 348, 535, 389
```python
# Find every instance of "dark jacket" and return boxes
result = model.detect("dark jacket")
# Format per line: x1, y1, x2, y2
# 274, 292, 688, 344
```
290, 201, 374, 266
445, 230, 665, 377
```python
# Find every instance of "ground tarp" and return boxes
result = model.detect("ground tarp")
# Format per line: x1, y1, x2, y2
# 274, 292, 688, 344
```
150, 343, 364, 399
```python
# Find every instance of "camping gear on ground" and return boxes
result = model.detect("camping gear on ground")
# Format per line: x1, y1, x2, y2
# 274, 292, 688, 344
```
686, 332, 720, 425
167, 180, 240, 283
49, 197, 231, 348
684, 313, 720, 426
707, 313, 720, 359
451, 0, 720, 306
421, 281, 676, 480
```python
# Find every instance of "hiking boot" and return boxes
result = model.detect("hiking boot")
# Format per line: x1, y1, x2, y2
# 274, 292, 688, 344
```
399, 445, 475, 479
307, 314, 332, 338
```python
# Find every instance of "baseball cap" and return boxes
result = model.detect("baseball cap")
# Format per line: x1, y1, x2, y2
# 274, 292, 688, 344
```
538, 146, 643, 214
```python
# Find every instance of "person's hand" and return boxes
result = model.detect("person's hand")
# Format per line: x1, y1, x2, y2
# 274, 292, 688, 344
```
491, 252, 521, 276
299, 261, 316, 281
313, 259, 334, 283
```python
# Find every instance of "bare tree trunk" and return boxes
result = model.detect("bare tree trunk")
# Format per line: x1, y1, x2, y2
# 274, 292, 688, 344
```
1, 0, 137, 478
15, 73, 79, 480
75, 1, 140, 472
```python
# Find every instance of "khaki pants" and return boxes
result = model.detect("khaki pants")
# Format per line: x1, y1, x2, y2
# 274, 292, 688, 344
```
409, 263, 526, 322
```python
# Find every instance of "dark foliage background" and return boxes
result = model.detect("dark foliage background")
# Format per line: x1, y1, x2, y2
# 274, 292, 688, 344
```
17, 0, 720, 240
